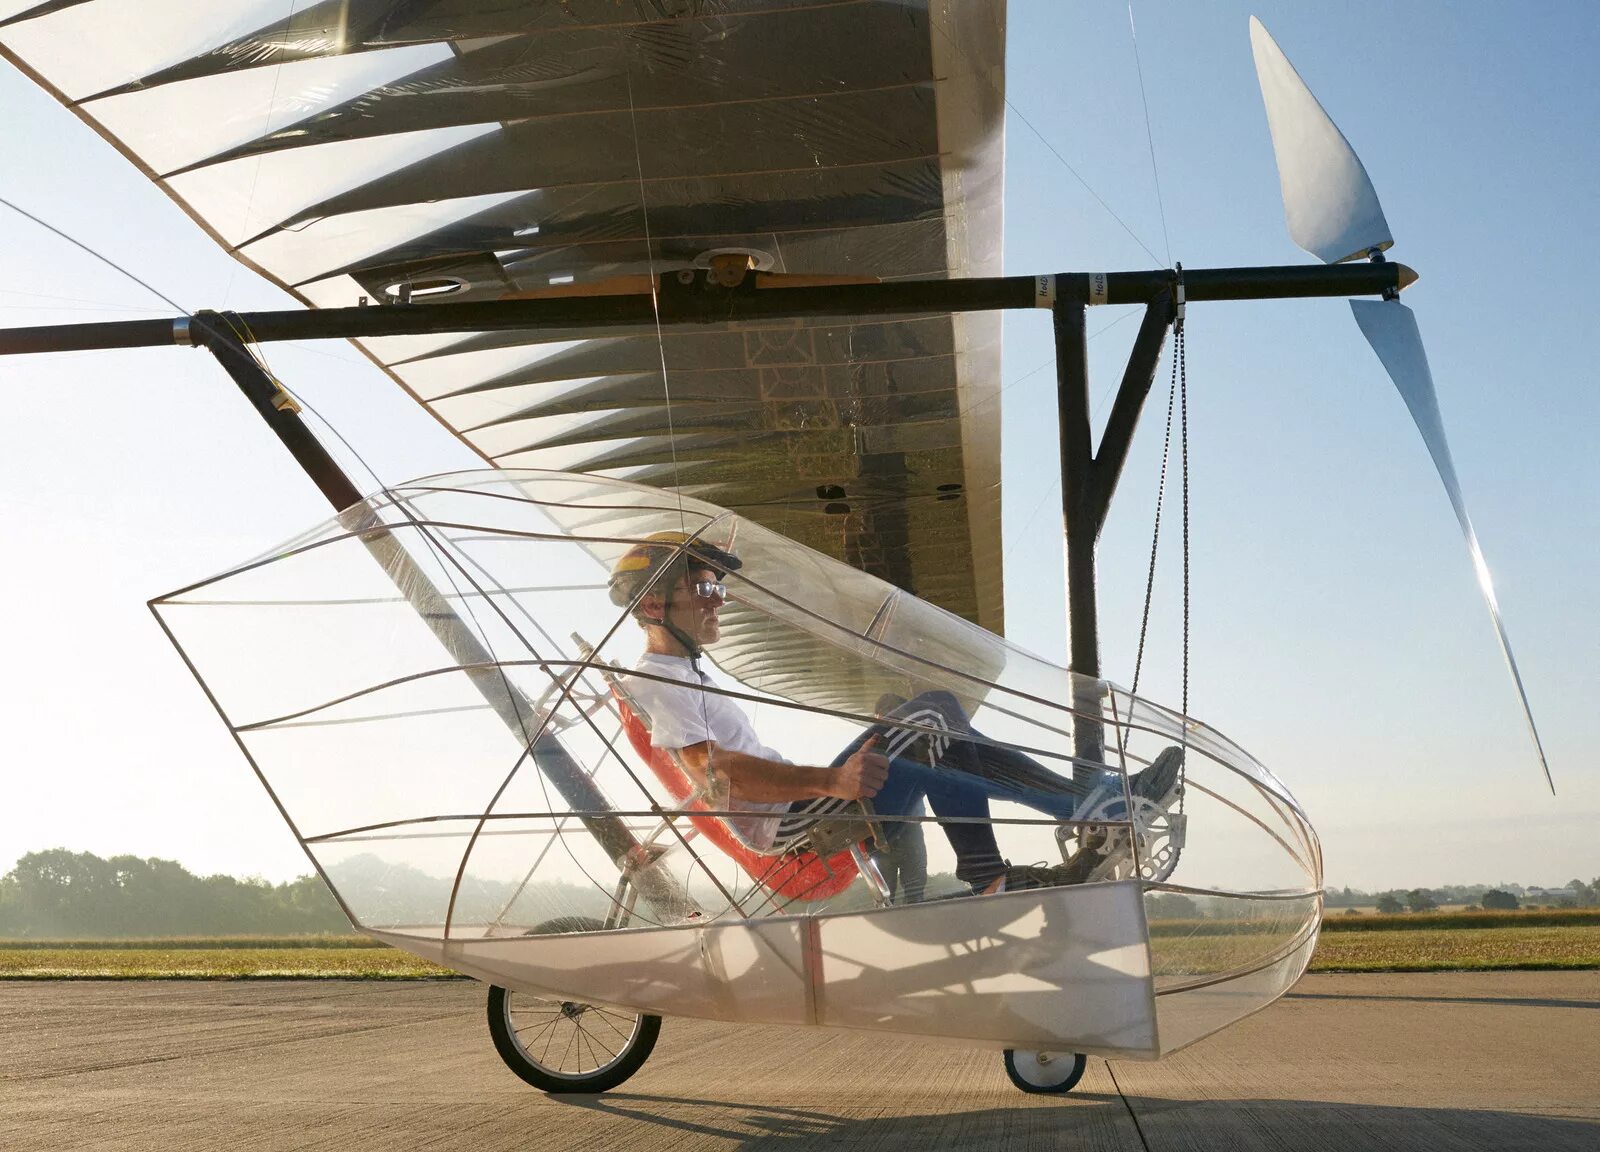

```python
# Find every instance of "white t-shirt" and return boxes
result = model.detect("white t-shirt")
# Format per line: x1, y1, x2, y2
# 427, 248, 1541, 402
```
623, 653, 798, 850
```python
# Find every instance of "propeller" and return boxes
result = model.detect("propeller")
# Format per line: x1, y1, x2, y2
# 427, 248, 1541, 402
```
1249, 17, 1553, 790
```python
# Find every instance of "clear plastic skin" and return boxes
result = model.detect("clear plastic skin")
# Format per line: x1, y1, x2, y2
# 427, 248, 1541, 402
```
153, 469, 1322, 1057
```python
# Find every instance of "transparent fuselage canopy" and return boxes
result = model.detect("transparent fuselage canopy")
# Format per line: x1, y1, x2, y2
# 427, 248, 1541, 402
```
153, 469, 1321, 1057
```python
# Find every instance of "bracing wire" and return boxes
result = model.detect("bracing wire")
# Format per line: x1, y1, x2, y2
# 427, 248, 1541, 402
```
1005, 101, 1164, 268
623, 71, 686, 531
621, 66, 719, 796
926, 16, 1164, 266
1, 191, 391, 509
221, 0, 299, 307
0, 288, 161, 313
1127, 1, 1173, 266
200, 314, 582, 927
0, 194, 187, 316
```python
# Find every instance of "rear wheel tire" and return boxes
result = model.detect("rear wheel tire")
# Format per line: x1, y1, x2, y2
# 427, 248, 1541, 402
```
486, 916, 661, 1093
1003, 1049, 1087, 1094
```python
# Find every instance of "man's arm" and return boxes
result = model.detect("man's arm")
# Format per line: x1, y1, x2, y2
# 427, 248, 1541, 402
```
676, 736, 888, 803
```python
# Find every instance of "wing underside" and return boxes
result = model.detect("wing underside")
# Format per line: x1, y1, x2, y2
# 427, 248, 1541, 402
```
0, 0, 1008, 630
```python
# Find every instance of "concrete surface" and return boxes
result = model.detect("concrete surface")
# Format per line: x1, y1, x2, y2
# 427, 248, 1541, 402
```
1, 972, 1596, 1150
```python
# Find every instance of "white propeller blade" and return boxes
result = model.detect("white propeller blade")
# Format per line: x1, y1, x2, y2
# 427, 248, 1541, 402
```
1351, 299, 1553, 792
1250, 16, 1392, 264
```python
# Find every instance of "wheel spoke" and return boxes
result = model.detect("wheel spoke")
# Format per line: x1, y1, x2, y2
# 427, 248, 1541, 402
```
510, 1001, 561, 1026
512, 1013, 563, 1029
589, 1005, 636, 1026
511, 1006, 564, 1027
514, 1015, 563, 1044
540, 1017, 565, 1066
587, 1009, 634, 1044
512, 1001, 562, 1017
557, 1022, 579, 1073
574, 1017, 620, 1064
592, 1028, 614, 1071
576, 1025, 599, 1073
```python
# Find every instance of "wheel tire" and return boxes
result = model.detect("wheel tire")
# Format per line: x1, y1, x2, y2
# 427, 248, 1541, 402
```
486, 916, 662, 1094
1003, 1049, 1087, 1094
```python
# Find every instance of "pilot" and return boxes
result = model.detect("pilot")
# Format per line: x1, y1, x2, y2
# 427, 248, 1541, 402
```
608, 532, 1181, 895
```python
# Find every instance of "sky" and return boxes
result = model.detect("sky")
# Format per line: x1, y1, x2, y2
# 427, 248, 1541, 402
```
0, 2, 1594, 895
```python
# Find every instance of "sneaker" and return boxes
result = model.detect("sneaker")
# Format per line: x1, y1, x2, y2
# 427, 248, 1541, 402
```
1132, 745, 1184, 808
1077, 746, 1185, 820
1000, 859, 1095, 892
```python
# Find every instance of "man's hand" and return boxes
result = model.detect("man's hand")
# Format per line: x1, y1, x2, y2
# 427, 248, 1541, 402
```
828, 734, 889, 800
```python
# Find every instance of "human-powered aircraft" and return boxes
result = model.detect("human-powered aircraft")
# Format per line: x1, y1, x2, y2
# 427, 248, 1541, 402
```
0, 3, 1546, 1094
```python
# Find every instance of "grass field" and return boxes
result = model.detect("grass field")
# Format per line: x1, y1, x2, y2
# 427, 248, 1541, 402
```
4, 912, 1598, 979
1308, 925, 1600, 972
1318, 908, 1600, 932
0, 946, 447, 979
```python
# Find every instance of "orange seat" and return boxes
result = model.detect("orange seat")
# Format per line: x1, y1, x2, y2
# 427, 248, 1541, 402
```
613, 695, 859, 901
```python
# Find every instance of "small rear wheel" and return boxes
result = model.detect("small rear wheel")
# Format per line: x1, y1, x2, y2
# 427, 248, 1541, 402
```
486, 915, 661, 1093
1003, 1049, 1087, 1094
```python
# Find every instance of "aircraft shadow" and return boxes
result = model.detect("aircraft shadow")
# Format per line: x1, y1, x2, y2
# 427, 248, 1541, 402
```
554, 1091, 1598, 1151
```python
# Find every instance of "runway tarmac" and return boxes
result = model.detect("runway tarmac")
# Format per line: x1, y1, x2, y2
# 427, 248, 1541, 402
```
1, 972, 1596, 1150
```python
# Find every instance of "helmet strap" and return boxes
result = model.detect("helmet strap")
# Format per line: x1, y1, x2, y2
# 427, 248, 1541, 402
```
663, 618, 703, 669
647, 591, 704, 671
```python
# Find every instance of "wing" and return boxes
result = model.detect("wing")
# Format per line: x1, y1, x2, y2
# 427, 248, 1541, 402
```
0, 0, 1008, 630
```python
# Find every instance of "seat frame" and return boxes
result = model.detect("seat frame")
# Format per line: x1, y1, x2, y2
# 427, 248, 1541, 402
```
591, 653, 892, 912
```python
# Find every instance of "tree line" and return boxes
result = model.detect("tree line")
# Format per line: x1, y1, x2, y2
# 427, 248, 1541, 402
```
4, 848, 1596, 937
1327, 879, 1599, 915
0, 850, 350, 938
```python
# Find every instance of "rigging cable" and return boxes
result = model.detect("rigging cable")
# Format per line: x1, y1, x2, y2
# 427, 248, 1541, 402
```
623, 64, 717, 763
930, 5, 1186, 596
207, 316, 560, 929
0, 194, 394, 555
220, 0, 299, 309
1127, 1, 1173, 266
624, 70, 687, 534
927, 18, 1163, 266
0, 194, 187, 316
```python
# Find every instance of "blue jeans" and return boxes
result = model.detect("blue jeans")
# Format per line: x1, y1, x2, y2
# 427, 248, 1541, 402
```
806, 691, 1084, 888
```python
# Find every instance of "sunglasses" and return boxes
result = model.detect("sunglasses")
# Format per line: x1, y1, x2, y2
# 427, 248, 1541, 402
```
688, 580, 727, 601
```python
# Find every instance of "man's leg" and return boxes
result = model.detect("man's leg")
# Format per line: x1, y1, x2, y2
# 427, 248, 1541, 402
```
862, 753, 1006, 891
823, 697, 1176, 892
880, 798, 928, 902
873, 692, 1084, 818
827, 698, 1049, 889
